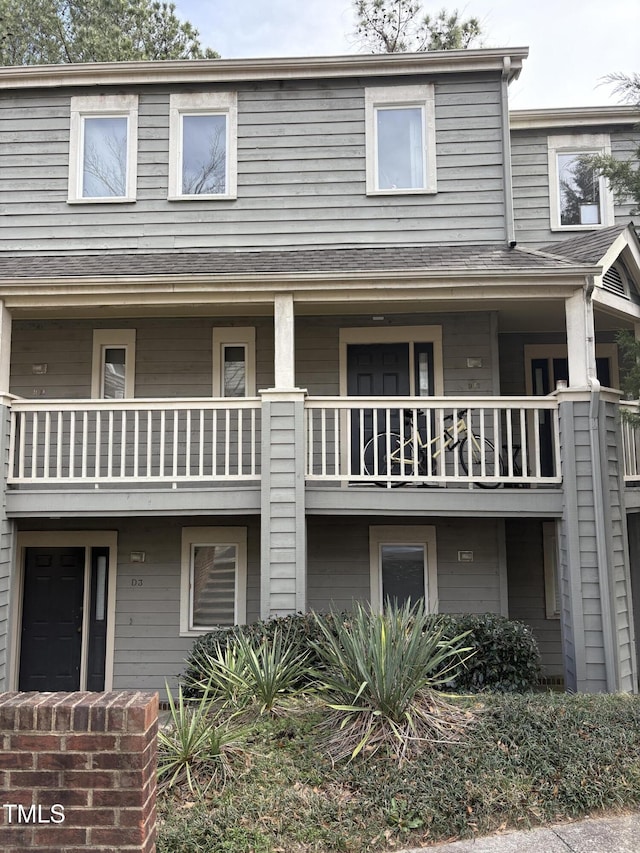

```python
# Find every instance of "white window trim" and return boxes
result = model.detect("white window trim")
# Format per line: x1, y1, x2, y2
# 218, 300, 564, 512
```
91, 329, 136, 399
180, 527, 247, 635
169, 92, 238, 201
212, 327, 256, 396
68, 95, 138, 204
547, 133, 614, 231
369, 525, 438, 613
10, 531, 118, 692
365, 84, 436, 196
543, 521, 560, 620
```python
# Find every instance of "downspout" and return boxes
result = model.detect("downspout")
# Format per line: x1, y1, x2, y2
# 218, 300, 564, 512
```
584, 276, 618, 690
500, 56, 516, 247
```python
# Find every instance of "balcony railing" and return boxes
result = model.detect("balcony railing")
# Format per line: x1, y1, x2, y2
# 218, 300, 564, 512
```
9, 398, 261, 485
621, 402, 640, 483
305, 396, 561, 487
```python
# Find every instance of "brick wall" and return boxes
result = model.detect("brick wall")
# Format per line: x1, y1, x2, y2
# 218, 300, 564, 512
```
0, 691, 158, 853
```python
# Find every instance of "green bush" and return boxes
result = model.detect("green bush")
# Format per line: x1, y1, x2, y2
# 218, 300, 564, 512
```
434, 612, 541, 692
182, 610, 541, 698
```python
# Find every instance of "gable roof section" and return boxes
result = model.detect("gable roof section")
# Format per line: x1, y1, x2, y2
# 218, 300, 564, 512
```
540, 223, 640, 313
540, 224, 632, 264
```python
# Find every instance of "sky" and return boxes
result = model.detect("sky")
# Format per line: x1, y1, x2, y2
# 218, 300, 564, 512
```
174, 0, 639, 109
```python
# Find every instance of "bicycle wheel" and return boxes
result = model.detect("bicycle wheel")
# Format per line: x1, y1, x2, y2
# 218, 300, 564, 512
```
362, 432, 411, 487
458, 435, 505, 489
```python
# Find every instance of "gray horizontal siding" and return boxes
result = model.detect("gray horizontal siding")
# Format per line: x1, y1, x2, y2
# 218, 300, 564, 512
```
0, 75, 506, 254
307, 515, 503, 615
10, 316, 274, 399
114, 517, 260, 692
296, 311, 498, 396
11, 311, 498, 401
506, 518, 563, 677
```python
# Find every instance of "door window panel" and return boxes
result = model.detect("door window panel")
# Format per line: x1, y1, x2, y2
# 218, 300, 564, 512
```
222, 345, 247, 398
102, 347, 126, 399
381, 544, 426, 607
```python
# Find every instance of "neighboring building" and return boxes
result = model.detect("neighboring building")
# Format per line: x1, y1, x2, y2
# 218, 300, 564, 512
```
0, 48, 638, 696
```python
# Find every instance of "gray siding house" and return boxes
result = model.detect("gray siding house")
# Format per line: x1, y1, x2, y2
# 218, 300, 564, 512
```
0, 48, 639, 695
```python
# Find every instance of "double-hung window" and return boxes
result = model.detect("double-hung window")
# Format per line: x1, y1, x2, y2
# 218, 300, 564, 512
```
180, 527, 247, 634
548, 134, 614, 229
68, 95, 138, 203
169, 93, 238, 200
365, 85, 436, 195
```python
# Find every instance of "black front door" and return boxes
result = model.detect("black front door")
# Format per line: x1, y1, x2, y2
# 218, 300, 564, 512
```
19, 547, 85, 692
347, 344, 410, 473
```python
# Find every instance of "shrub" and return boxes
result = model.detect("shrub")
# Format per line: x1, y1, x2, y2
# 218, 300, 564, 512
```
434, 612, 541, 692
182, 610, 541, 700
182, 612, 346, 697
311, 601, 474, 763
157, 685, 245, 794
193, 626, 313, 715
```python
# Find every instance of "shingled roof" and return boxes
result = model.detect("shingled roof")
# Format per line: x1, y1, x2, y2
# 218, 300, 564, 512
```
540, 224, 631, 264
0, 243, 584, 280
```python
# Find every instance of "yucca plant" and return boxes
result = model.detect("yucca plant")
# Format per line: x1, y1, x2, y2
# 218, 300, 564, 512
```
187, 626, 313, 715
157, 684, 245, 794
186, 639, 253, 709
312, 601, 475, 764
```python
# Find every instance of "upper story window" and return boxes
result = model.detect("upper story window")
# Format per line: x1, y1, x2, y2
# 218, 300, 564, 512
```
91, 330, 136, 399
169, 93, 238, 200
547, 134, 614, 230
212, 328, 256, 397
68, 95, 138, 203
365, 84, 436, 195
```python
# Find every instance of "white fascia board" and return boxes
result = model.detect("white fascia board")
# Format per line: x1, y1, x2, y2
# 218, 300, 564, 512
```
0, 48, 529, 90
592, 286, 640, 321
0, 270, 595, 311
510, 106, 639, 129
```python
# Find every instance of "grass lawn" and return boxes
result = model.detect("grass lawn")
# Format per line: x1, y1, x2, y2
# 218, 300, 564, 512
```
157, 692, 640, 853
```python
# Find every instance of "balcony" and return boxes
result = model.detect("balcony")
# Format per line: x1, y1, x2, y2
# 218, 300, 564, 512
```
9, 398, 262, 486
305, 396, 562, 488
6, 396, 562, 520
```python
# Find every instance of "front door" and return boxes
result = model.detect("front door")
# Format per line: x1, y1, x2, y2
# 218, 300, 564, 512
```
530, 356, 612, 476
18, 545, 110, 692
347, 344, 409, 474
347, 342, 434, 474
19, 547, 85, 692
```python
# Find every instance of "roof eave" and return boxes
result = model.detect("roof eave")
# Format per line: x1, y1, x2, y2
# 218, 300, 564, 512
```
0, 47, 529, 90
510, 105, 640, 129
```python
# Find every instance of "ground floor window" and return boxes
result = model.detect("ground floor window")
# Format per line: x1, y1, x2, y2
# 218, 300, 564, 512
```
180, 526, 247, 634
369, 525, 437, 612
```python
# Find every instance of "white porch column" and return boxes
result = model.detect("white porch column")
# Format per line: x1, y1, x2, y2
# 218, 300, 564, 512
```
565, 285, 597, 388
274, 292, 296, 389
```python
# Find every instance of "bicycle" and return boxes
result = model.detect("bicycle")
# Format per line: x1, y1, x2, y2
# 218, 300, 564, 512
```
361, 408, 506, 489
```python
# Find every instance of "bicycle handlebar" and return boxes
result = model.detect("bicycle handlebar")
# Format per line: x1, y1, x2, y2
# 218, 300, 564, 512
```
402, 407, 468, 422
